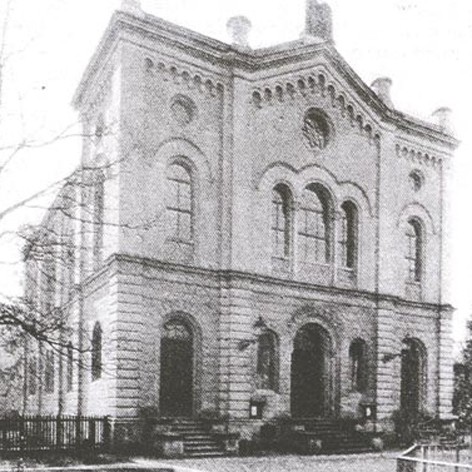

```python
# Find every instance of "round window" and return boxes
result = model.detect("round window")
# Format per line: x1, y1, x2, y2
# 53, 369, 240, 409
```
302, 108, 331, 151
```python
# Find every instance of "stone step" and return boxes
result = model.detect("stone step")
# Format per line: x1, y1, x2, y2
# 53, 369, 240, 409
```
186, 451, 225, 458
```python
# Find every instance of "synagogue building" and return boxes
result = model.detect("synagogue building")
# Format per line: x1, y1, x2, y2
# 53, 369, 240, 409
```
23, 0, 458, 445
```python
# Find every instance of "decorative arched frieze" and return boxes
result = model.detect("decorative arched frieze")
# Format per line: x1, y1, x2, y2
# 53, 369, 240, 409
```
395, 143, 441, 169
397, 202, 438, 236
250, 69, 379, 144
144, 56, 225, 99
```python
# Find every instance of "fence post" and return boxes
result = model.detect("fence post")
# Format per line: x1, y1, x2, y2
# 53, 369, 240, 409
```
104, 416, 111, 451
75, 416, 81, 449
56, 416, 62, 450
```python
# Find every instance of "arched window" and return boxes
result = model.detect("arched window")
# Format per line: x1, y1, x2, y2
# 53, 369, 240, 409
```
43, 250, 56, 314
67, 342, 73, 392
349, 339, 367, 392
91, 322, 102, 381
340, 201, 358, 269
298, 184, 332, 264
257, 330, 279, 391
44, 350, 55, 393
406, 219, 423, 283
271, 184, 292, 262
93, 170, 105, 268
166, 163, 193, 243
28, 357, 37, 396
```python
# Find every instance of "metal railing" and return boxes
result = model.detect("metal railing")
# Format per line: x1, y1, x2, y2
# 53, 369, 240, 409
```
398, 443, 472, 471
0, 415, 110, 452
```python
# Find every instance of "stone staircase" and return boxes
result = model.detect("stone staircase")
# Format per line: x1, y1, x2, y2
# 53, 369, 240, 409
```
165, 420, 225, 458
290, 418, 375, 454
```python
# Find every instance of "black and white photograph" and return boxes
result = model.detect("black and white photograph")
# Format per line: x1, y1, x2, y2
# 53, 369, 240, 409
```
0, 1, 470, 471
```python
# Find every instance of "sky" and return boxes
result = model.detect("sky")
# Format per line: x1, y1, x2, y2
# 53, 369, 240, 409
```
0, 0, 471, 348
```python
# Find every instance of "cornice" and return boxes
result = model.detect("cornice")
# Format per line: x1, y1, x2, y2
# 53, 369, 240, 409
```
97, 252, 453, 314
72, 9, 459, 151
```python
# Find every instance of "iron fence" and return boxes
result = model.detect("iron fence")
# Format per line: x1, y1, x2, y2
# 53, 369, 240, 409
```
0, 415, 110, 452
398, 444, 472, 472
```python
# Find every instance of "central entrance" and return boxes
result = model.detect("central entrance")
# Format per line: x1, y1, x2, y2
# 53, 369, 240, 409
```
291, 323, 332, 418
160, 319, 194, 417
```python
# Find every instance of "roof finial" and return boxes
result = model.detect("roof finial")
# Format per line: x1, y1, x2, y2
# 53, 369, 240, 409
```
226, 16, 252, 50
432, 107, 453, 134
305, 0, 333, 42
121, 0, 144, 16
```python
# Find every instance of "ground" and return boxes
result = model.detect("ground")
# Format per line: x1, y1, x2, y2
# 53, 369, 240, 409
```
134, 452, 399, 472
0, 452, 400, 472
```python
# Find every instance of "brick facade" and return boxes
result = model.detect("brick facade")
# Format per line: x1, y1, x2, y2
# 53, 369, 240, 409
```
23, 1, 458, 440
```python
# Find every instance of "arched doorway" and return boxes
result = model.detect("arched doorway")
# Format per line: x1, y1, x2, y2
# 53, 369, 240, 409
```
291, 323, 332, 418
160, 319, 194, 417
400, 338, 426, 417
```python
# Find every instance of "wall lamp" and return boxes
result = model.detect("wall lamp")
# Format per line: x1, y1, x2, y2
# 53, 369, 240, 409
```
237, 316, 268, 351
381, 342, 411, 364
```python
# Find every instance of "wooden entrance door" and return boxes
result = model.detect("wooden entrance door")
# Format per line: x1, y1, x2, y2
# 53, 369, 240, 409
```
159, 320, 194, 417
291, 323, 331, 418
400, 338, 425, 417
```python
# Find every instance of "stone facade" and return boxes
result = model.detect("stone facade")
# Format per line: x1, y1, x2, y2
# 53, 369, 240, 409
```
23, 0, 458, 441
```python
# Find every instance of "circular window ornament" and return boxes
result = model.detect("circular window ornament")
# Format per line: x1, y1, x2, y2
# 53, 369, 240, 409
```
303, 108, 331, 151
409, 170, 424, 192
170, 95, 197, 126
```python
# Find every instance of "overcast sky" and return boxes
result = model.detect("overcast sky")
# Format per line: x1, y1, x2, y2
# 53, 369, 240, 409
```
0, 0, 471, 347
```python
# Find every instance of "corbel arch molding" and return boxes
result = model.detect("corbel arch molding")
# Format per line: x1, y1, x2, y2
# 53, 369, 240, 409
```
154, 138, 214, 184
397, 202, 437, 236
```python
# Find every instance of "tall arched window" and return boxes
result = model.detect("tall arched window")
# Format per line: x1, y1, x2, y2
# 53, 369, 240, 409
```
91, 322, 102, 381
44, 350, 55, 393
340, 201, 358, 269
67, 342, 73, 392
349, 339, 367, 392
257, 330, 279, 391
406, 219, 423, 283
43, 250, 56, 314
166, 163, 193, 243
28, 357, 37, 396
271, 184, 292, 263
93, 170, 105, 268
298, 184, 332, 264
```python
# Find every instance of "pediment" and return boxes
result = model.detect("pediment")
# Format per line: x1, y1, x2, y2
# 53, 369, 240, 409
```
247, 44, 457, 149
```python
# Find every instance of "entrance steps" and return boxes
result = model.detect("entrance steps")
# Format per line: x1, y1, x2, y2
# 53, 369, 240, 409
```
161, 419, 225, 458
289, 418, 375, 454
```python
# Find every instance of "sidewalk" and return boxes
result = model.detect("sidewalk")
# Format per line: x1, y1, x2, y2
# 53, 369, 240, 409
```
133, 451, 400, 472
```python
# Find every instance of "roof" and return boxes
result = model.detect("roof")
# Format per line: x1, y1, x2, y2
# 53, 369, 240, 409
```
72, 8, 459, 150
